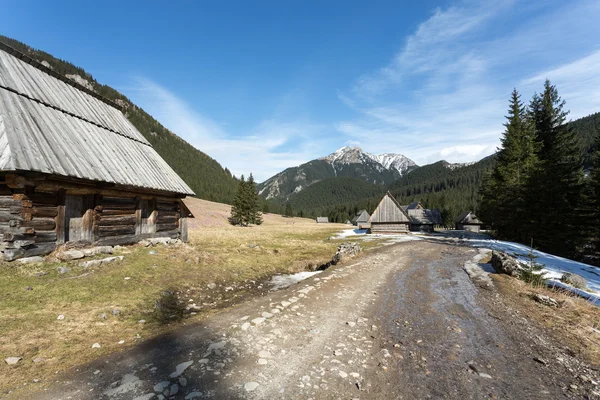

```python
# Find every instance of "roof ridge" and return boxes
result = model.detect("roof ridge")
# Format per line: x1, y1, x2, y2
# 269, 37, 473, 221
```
0, 41, 123, 111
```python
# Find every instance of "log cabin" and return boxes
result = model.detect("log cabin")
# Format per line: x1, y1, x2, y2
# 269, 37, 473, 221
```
351, 209, 371, 229
455, 211, 484, 232
408, 208, 442, 233
368, 192, 411, 233
0, 42, 195, 261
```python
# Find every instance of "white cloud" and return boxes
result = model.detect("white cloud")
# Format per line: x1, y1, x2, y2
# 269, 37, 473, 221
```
127, 78, 330, 181
338, 0, 600, 166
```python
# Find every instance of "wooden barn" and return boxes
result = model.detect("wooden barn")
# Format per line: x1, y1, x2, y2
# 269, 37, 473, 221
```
351, 209, 370, 229
408, 209, 442, 233
368, 192, 411, 234
455, 211, 483, 232
0, 43, 195, 261
316, 217, 329, 223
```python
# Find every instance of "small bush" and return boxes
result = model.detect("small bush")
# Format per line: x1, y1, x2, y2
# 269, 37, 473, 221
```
519, 239, 547, 286
153, 288, 185, 323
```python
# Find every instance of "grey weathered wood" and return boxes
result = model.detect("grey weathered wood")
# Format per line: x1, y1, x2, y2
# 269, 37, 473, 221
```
179, 217, 188, 243
19, 217, 56, 231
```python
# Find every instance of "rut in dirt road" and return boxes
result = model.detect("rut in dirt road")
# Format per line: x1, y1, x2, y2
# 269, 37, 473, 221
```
29, 242, 588, 399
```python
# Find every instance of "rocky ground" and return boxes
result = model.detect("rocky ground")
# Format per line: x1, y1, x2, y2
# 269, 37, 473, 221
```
21, 241, 600, 399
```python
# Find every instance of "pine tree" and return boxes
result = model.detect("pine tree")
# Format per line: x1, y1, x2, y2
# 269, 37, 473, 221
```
526, 80, 585, 256
480, 89, 537, 241
229, 175, 247, 226
246, 174, 263, 225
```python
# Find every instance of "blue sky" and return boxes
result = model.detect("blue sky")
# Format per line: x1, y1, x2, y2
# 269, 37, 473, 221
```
3, 0, 600, 181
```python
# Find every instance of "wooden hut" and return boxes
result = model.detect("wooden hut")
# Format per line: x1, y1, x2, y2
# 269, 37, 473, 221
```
455, 211, 483, 232
401, 201, 424, 211
368, 192, 410, 233
316, 217, 329, 223
0, 43, 194, 261
408, 209, 442, 233
351, 209, 371, 229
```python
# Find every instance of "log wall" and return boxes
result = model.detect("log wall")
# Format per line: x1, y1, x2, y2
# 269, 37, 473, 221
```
370, 222, 410, 234
0, 174, 189, 260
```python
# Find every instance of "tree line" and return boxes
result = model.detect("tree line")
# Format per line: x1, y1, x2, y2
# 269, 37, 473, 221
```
480, 80, 599, 259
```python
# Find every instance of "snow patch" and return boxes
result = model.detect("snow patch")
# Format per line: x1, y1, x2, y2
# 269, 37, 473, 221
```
269, 271, 322, 290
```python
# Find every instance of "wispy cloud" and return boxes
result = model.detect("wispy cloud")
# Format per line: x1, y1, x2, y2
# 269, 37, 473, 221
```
127, 78, 332, 181
339, 0, 600, 165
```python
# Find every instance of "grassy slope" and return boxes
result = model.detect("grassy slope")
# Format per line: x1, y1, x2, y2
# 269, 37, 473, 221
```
0, 35, 238, 203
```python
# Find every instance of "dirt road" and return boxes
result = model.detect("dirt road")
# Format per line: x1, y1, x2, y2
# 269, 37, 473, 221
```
28, 241, 598, 399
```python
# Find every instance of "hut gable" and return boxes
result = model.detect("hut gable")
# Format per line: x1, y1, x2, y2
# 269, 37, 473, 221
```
0, 43, 193, 196
369, 192, 410, 224
351, 209, 370, 224
455, 211, 482, 225
404, 202, 424, 211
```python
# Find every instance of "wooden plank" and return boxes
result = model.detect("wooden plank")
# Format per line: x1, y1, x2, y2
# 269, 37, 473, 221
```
179, 217, 188, 243
20, 217, 56, 231
97, 225, 136, 237
94, 234, 141, 247
3, 231, 55, 242
95, 215, 137, 225
0, 212, 24, 222
28, 206, 58, 218
0, 197, 20, 207
156, 215, 179, 224
96, 209, 136, 216
156, 223, 179, 232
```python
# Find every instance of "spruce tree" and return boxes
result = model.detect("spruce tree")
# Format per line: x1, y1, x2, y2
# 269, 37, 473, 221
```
229, 175, 247, 226
480, 89, 537, 241
246, 174, 263, 225
527, 80, 585, 256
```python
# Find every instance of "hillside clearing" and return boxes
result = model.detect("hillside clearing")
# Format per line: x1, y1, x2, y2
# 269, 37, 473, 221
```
0, 197, 371, 395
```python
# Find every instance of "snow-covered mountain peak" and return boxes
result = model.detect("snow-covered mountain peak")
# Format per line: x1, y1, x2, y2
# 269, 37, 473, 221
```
320, 146, 417, 177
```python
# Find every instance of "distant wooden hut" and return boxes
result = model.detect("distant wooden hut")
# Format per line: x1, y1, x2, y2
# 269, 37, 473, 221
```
455, 211, 483, 232
368, 192, 410, 233
0, 43, 194, 260
316, 217, 329, 223
351, 209, 371, 229
401, 201, 424, 211
408, 209, 442, 233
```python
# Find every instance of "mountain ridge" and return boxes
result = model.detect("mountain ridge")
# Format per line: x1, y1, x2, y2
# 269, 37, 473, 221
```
258, 146, 417, 200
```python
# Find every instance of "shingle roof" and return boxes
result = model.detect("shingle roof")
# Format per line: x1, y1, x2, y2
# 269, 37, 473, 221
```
351, 209, 370, 224
0, 43, 194, 196
408, 209, 442, 225
455, 211, 482, 224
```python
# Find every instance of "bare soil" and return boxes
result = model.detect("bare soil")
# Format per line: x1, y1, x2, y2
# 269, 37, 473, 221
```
12, 241, 600, 399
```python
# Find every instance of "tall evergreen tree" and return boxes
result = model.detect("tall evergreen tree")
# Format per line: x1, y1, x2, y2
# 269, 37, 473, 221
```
229, 175, 248, 226
480, 89, 537, 241
229, 174, 263, 226
246, 174, 263, 225
526, 80, 585, 256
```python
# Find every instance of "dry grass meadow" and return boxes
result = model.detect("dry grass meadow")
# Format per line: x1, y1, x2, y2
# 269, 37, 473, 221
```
0, 197, 368, 394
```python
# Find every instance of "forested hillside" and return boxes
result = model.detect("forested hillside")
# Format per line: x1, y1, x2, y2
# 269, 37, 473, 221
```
570, 111, 600, 168
480, 82, 600, 260
0, 35, 238, 203
289, 177, 385, 214
286, 157, 495, 225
